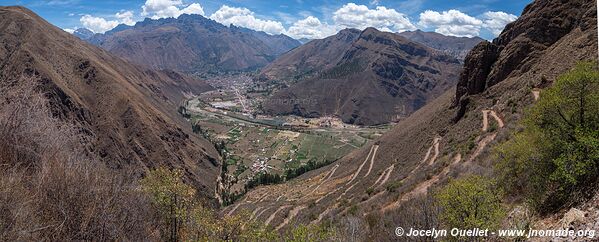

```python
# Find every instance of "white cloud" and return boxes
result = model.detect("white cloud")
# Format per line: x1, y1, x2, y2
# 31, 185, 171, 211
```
482, 11, 517, 36
79, 10, 138, 33
141, 0, 204, 19
286, 16, 337, 39
63, 28, 75, 33
80, 15, 119, 33
418, 9, 483, 37
115, 10, 136, 26
332, 3, 416, 33
210, 5, 285, 35
180, 3, 204, 16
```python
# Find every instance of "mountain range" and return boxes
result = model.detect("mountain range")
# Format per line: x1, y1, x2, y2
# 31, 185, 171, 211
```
397, 30, 484, 61
261, 28, 463, 125
1, 0, 597, 239
223, 0, 598, 237
80, 15, 301, 75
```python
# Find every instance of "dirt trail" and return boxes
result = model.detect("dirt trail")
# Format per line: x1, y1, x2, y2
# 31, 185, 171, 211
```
490, 111, 504, 128
428, 138, 441, 165
383, 154, 462, 212
276, 206, 307, 230
482, 110, 490, 131
403, 154, 462, 201
316, 186, 343, 204
338, 183, 357, 201
363, 145, 380, 178
375, 164, 395, 189
309, 164, 340, 195
467, 133, 497, 163
347, 145, 375, 185
257, 192, 270, 203
265, 206, 290, 226
482, 109, 504, 131
226, 203, 243, 216
251, 206, 264, 220
315, 205, 337, 223
421, 143, 433, 165
255, 207, 270, 220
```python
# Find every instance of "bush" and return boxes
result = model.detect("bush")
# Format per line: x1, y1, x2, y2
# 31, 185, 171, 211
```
495, 62, 599, 211
0, 77, 156, 241
385, 180, 402, 192
436, 175, 505, 230
281, 223, 338, 242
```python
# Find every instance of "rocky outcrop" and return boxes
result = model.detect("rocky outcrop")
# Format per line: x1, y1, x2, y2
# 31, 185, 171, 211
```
454, 0, 597, 121
454, 42, 498, 107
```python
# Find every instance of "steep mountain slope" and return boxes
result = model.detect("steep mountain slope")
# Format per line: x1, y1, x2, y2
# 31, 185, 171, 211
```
398, 30, 484, 61
223, 0, 597, 237
88, 15, 301, 74
262, 28, 462, 125
0, 6, 220, 197
259, 28, 362, 80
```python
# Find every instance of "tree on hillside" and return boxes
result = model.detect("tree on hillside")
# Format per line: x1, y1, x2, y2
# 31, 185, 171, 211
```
436, 175, 505, 231
496, 61, 599, 212
141, 167, 339, 241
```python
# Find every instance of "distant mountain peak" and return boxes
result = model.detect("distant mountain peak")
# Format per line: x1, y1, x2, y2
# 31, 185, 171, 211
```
398, 30, 484, 61
261, 27, 462, 125
84, 14, 301, 74
73, 27, 94, 40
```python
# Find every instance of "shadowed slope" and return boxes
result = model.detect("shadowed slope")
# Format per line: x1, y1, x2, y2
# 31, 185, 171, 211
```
0, 6, 220, 198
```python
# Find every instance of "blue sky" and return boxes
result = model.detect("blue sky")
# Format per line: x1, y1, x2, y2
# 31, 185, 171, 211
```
3, 0, 532, 39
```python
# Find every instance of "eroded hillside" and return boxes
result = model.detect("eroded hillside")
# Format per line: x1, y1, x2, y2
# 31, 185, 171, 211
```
262, 28, 462, 125
222, 0, 598, 239
0, 6, 220, 197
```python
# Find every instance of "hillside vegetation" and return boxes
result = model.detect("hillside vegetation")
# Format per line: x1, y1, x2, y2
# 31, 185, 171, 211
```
496, 62, 599, 212
0, 77, 338, 241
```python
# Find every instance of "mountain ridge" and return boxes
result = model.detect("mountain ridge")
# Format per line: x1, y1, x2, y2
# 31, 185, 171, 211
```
398, 29, 485, 61
0, 6, 221, 197
85, 14, 301, 75
261, 27, 462, 125
223, 0, 597, 237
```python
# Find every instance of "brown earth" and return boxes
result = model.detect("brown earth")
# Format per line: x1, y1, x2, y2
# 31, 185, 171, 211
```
0, 6, 221, 198
222, 0, 597, 236
262, 27, 462, 125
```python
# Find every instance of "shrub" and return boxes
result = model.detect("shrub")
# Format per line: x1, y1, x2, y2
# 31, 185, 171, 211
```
282, 223, 338, 242
0, 77, 156, 241
495, 62, 599, 211
435, 175, 505, 230
385, 180, 402, 193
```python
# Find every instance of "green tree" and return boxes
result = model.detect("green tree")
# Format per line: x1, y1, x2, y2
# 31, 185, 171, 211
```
496, 61, 599, 211
436, 175, 505, 230
141, 167, 196, 242
282, 223, 338, 242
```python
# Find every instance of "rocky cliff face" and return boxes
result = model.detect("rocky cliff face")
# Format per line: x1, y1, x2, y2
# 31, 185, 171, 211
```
454, 0, 597, 120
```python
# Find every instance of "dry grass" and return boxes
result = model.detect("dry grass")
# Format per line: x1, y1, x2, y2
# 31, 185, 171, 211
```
0, 77, 159, 241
